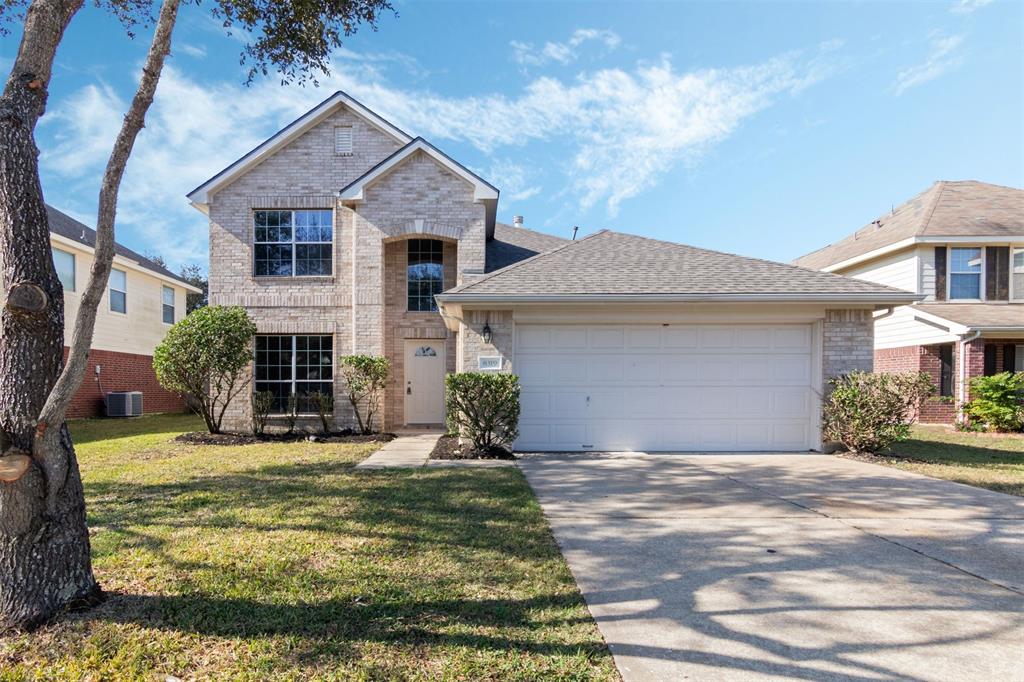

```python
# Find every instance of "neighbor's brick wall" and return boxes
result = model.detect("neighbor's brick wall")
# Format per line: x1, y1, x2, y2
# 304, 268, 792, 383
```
65, 347, 187, 419
822, 309, 874, 382
918, 344, 956, 423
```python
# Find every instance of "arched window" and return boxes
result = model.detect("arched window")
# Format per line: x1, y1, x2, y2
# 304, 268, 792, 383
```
408, 239, 443, 311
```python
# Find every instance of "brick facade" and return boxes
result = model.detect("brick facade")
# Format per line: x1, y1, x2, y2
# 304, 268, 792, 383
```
65, 347, 188, 418
822, 309, 874, 381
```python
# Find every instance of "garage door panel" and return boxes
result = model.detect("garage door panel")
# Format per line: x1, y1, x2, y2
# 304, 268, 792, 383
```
515, 324, 815, 452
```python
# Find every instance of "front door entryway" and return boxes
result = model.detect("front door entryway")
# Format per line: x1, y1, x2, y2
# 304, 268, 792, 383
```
404, 339, 446, 424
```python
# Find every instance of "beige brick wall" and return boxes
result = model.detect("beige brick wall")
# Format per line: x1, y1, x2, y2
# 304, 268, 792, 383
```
822, 308, 875, 382
458, 309, 515, 373
206, 104, 487, 432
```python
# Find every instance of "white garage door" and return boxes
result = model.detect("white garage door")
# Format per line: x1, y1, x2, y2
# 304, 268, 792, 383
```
515, 324, 816, 452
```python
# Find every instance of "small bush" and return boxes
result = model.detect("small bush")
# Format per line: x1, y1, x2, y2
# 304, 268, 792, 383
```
822, 371, 935, 453
153, 305, 258, 434
445, 372, 520, 453
338, 355, 390, 434
311, 391, 333, 435
284, 393, 299, 434
251, 391, 273, 436
964, 372, 1024, 432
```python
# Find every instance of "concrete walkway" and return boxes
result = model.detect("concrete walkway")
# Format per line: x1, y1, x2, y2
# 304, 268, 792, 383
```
519, 452, 1024, 682
355, 432, 442, 469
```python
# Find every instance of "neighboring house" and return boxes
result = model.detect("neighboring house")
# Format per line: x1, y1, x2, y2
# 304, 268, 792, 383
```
794, 181, 1024, 423
189, 90, 915, 451
45, 206, 202, 418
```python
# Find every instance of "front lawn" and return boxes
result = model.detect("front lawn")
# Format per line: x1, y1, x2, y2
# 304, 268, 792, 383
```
878, 425, 1024, 497
0, 413, 616, 680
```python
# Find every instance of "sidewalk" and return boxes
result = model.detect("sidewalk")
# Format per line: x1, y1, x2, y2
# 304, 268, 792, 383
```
354, 432, 442, 469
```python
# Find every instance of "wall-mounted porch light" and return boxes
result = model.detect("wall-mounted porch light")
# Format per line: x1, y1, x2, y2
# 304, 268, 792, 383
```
482, 322, 492, 345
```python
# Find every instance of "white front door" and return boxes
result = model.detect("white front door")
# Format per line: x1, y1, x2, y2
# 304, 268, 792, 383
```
404, 339, 446, 424
515, 324, 816, 452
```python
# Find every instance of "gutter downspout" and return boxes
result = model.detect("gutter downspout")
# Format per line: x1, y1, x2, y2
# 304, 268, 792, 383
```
873, 306, 895, 321
957, 329, 982, 422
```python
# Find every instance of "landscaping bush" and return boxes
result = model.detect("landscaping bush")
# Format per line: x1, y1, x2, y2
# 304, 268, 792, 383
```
251, 391, 273, 436
445, 372, 520, 453
153, 306, 257, 434
822, 371, 935, 453
311, 391, 333, 435
338, 355, 390, 434
963, 372, 1024, 432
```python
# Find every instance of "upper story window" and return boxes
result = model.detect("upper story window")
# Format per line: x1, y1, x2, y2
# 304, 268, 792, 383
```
52, 247, 75, 292
949, 247, 982, 300
407, 239, 443, 312
162, 286, 175, 324
109, 268, 127, 313
335, 126, 353, 155
253, 210, 333, 277
1012, 248, 1024, 301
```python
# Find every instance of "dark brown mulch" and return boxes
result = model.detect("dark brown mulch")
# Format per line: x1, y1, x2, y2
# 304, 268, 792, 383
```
838, 451, 928, 465
429, 434, 515, 460
175, 431, 396, 446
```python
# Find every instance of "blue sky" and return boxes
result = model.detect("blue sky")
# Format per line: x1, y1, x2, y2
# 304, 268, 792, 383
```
3, 0, 1021, 271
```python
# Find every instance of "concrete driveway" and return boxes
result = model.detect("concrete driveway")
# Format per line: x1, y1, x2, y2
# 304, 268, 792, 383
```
518, 453, 1024, 682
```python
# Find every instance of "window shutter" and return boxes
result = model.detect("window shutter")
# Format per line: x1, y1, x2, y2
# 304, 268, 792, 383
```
984, 345, 997, 376
1005, 344, 1017, 373
335, 126, 353, 155
934, 246, 946, 301
985, 246, 1009, 301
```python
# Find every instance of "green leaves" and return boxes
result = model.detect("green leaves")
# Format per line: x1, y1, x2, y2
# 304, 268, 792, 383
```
445, 372, 520, 454
338, 355, 389, 433
964, 372, 1024, 432
822, 371, 935, 454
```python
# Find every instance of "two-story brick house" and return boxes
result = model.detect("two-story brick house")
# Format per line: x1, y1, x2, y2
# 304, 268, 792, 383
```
190, 91, 917, 451
794, 181, 1024, 423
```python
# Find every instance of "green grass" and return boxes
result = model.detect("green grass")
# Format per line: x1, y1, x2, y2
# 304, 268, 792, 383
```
0, 413, 616, 681
880, 425, 1024, 496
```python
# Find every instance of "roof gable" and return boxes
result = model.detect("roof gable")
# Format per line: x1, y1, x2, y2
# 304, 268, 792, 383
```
794, 181, 1024, 271
187, 91, 412, 211
338, 138, 499, 203
440, 230, 918, 303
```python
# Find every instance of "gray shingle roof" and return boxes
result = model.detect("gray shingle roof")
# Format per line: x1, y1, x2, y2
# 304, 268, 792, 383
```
442, 230, 918, 301
486, 223, 569, 272
47, 205, 196, 288
794, 181, 1024, 271
912, 303, 1024, 330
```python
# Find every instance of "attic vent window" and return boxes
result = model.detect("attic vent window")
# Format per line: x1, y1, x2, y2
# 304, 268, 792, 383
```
335, 126, 353, 155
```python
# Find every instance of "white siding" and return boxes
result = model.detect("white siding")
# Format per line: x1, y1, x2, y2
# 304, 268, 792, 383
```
841, 248, 918, 293
918, 246, 937, 302
874, 306, 957, 350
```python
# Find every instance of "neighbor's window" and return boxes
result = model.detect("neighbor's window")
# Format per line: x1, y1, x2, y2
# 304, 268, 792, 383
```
109, 268, 127, 313
407, 239, 443, 312
1017, 344, 1024, 373
253, 210, 333, 277
254, 335, 333, 413
162, 286, 175, 324
1012, 248, 1024, 301
939, 344, 954, 397
52, 247, 75, 291
949, 247, 982, 300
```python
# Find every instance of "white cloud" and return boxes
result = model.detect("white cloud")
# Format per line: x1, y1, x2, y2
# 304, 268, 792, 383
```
512, 28, 621, 67
177, 43, 207, 59
37, 43, 833, 267
892, 33, 965, 96
950, 0, 992, 14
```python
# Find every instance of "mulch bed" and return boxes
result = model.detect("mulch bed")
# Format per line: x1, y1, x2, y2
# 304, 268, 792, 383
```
175, 431, 396, 446
430, 434, 515, 460
838, 451, 929, 465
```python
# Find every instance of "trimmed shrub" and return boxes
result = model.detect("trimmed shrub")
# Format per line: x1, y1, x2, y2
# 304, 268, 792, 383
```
445, 372, 520, 453
284, 393, 299, 434
964, 372, 1024, 432
338, 355, 390, 434
153, 305, 257, 434
311, 391, 333, 435
822, 371, 935, 453
251, 391, 273, 436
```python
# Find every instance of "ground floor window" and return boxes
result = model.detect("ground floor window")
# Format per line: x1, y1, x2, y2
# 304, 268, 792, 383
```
254, 335, 333, 413
1016, 344, 1024, 372
939, 344, 954, 397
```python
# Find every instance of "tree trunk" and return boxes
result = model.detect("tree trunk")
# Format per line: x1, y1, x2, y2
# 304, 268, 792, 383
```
0, 0, 180, 629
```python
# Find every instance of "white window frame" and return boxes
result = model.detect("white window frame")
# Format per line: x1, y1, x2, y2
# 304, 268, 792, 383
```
1011, 246, 1024, 302
52, 247, 75, 292
947, 246, 984, 301
253, 209, 334, 278
109, 268, 127, 314
162, 285, 175, 325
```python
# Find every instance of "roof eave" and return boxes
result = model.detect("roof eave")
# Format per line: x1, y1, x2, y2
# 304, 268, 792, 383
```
437, 292, 922, 305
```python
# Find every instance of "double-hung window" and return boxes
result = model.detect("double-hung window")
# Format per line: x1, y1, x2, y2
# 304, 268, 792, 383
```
52, 247, 75, 291
109, 269, 127, 313
949, 247, 982, 300
1012, 247, 1024, 301
407, 239, 443, 312
162, 286, 175, 324
254, 335, 333, 413
253, 210, 333, 277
